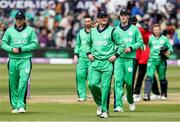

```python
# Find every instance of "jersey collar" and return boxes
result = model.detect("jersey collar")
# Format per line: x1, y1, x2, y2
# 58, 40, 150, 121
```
97, 24, 109, 33
119, 22, 131, 31
84, 28, 90, 34
14, 23, 27, 32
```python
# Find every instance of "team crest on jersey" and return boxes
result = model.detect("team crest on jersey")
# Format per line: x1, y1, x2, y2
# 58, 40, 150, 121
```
160, 40, 164, 44
128, 67, 133, 72
23, 33, 28, 38
128, 31, 133, 36
147, 63, 151, 67
103, 34, 109, 39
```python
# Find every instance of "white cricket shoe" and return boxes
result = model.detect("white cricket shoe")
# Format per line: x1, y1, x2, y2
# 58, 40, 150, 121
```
100, 112, 108, 118
78, 98, 86, 102
96, 106, 102, 116
129, 103, 135, 111
150, 94, 161, 100
12, 109, 18, 113
114, 107, 123, 112
133, 94, 141, 102
18, 108, 26, 113
161, 95, 167, 101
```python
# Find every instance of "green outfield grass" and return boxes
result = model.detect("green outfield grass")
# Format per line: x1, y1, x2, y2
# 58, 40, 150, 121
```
0, 64, 180, 121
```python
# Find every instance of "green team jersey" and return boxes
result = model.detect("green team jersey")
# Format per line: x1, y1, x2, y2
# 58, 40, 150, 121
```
1, 25, 39, 59
74, 28, 90, 59
148, 35, 173, 60
86, 25, 115, 60
113, 24, 143, 58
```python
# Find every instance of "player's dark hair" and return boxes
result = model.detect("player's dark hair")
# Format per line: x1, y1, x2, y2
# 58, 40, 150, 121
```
84, 15, 92, 20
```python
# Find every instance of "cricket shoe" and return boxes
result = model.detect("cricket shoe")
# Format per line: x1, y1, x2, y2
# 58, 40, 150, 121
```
161, 95, 167, 101
150, 94, 161, 100
78, 98, 86, 102
96, 106, 102, 116
18, 108, 26, 113
114, 107, 123, 112
133, 94, 141, 102
143, 94, 150, 101
100, 112, 108, 118
11, 109, 18, 114
129, 103, 135, 111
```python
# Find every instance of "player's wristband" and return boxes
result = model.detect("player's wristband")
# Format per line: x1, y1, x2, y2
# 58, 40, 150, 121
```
18, 47, 22, 53
74, 53, 79, 57
86, 52, 91, 57
130, 47, 133, 51
115, 53, 120, 58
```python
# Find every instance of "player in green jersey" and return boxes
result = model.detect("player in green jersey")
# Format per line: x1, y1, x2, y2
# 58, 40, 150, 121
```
1, 10, 39, 113
85, 10, 117, 118
143, 24, 173, 101
73, 15, 92, 102
113, 9, 143, 112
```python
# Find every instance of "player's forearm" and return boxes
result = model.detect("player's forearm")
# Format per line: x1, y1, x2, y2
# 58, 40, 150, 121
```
132, 40, 143, 50
1, 43, 13, 52
21, 42, 39, 52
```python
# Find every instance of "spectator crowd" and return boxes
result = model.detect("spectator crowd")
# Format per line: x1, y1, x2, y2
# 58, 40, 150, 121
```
0, 0, 179, 49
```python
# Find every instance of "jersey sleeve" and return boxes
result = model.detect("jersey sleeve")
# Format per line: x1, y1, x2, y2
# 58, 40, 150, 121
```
74, 31, 81, 55
84, 30, 92, 55
131, 27, 143, 50
165, 37, 173, 53
1, 29, 13, 52
21, 29, 39, 52
112, 29, 124, 55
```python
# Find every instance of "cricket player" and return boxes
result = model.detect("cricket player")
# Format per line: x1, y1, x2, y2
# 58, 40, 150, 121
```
85, 10, 117, 118
143, 24, 173, 101
1, 10, 39, 113
113, 9, 143, 112
130, 17, 161, 101
74, 15, 92, 102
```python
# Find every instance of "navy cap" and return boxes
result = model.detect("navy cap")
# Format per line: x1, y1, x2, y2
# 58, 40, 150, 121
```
15, 10, 25, 19
120, 9, 129, 15
97, 10, 108, 18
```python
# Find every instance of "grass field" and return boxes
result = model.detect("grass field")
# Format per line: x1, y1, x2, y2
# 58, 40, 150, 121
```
0, 64, 180, 121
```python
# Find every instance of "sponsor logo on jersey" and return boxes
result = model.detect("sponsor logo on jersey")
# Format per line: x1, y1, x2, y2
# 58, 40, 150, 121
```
14, 39, 27, 44
94, 41, 108, 46
123, 37, 132, 42
154, 45, 161, 49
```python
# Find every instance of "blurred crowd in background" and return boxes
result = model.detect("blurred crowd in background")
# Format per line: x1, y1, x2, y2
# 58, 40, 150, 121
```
0, 0, 180, 49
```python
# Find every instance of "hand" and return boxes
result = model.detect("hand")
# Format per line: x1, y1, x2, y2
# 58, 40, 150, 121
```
73, 55, 78, 64
12, 48, 20, 54
124, 48, 131, 53
88, 54, 94, 61
164, 51, 170, 56
109, 55, 117, 62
